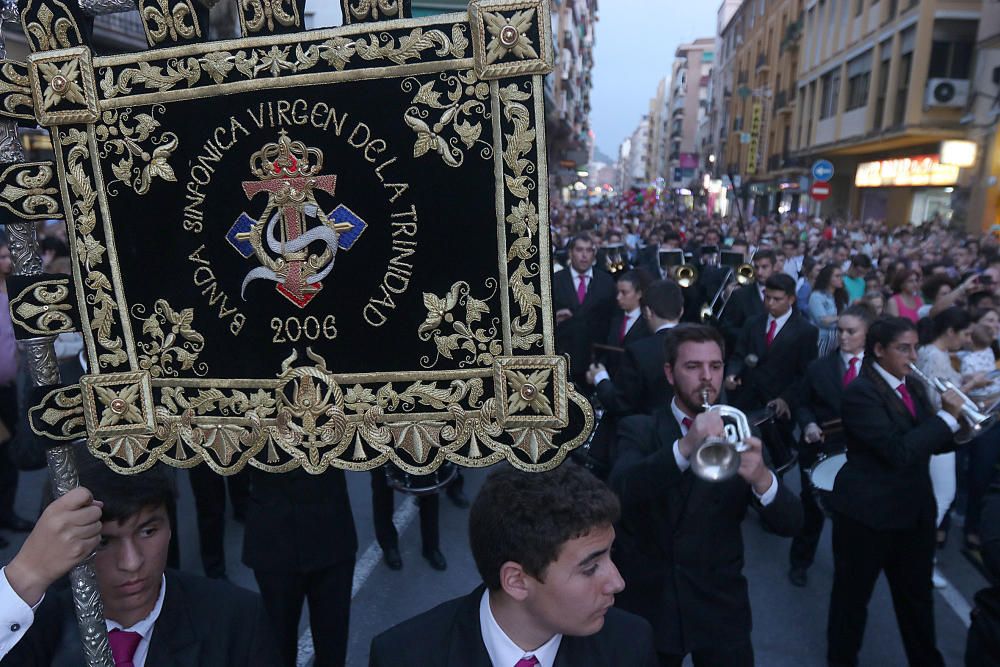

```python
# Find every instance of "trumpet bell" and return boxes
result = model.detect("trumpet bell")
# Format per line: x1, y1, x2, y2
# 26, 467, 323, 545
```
692, 436, 743, 482
957, 411, 999, 444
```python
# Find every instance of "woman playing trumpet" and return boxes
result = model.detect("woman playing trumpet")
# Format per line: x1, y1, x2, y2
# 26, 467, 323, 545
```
827, 316, 964, 667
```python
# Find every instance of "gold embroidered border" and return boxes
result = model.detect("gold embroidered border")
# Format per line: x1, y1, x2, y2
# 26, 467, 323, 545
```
139, 0, 203, 47
94, 16, 473, 110
20, 0, 85, 53
29, 385, 86, 441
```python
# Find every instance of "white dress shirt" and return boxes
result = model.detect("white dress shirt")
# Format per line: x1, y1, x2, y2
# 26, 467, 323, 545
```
871, 363, 960, 434
621, 307, 641, 339
480, 589, 562, 667
0, 567, 39, 659
106, 574, 167, 667
841, 350, 864, 378
569, 267, 593, 292
766, 307, 793, 342
669, 399, 779, 505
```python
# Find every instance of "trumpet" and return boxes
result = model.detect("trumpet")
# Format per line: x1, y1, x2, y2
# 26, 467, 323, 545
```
673, 264, 698, 289
690, 389, 754, 482
907, 363, 999, 444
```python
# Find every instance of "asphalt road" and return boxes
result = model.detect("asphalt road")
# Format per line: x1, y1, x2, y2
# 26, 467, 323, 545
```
0, 461, 984, 666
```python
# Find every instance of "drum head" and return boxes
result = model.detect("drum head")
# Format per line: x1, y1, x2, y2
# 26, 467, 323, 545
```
809, 453, 847, 492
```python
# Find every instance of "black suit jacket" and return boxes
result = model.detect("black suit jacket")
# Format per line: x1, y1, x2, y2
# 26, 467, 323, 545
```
2, 570, 280, 666
600, 311, 651, 377
795, 351, 851, 464
242, 467, 357, 572
609, 408, 803, 654
831, 364, 957, 531
552, 268, 617, 380
727, 310, 818, 412
595, 328, 673, 418
368, 586, 657, 667
718, 283, 765, 352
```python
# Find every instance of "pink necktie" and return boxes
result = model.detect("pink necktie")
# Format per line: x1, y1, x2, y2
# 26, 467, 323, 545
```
516, 657, 540, 667
897, 383, 916, 417
576, 275, 587, 305
681, 416, 693, 430
618, 314, 629, 344
766, 319, 777, 347
108, 629, 142, 667
843, 357, 859, 386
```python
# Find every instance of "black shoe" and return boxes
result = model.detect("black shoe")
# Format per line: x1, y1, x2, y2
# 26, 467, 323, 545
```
383, 546, 403, 570
788, 566, 808, 587
446, 487, 470, 509
422, 548, 447, 571
0, 515, 34, 533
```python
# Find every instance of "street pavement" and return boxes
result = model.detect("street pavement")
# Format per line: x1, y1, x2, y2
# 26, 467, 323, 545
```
0, 460, 983, 666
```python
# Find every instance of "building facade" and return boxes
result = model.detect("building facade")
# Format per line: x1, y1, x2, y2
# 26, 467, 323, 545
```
793, 0, 983, 226
665, 38, 716, 190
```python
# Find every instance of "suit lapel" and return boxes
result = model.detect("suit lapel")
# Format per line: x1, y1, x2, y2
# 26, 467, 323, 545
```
146, 574, 202, 667
555, 635, 607, 667
446, 588, 493, 667
864, 365, 916, 425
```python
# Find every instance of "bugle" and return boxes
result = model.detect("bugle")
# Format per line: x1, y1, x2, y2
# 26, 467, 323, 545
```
690, 389, 753, 482
907, 363, 999, 444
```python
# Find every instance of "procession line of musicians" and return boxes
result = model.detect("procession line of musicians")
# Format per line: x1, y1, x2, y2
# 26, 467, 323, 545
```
0, 232, 986, 667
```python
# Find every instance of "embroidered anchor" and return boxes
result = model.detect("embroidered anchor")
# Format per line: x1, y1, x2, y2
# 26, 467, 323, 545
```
227, 131, 367, 308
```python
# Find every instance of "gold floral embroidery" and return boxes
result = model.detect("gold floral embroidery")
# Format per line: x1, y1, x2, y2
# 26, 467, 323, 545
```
131, 300, 208, 378
11, 279, 74, 336
504, 368, 552, 415
61, 127, 129, 369
38, 59, 85, 110
390, 421, 444, 464
239, 0, 301, 34
419, 280, 503, 368
0, 162, 62, 220
93, 383, 144, 428
482, 8, 538, 64
98, 26, 470, 99
346, 0, 401, 22
402, 70, 492, 168
96, 106, 178, 197
23, 2, 83, 52
141, 0, 202, 45
510, 426, 556, 463
499, 83, 543, 350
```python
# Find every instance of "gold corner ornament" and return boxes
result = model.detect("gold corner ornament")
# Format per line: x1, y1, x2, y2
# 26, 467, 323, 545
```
140, 0, 203, 47
10, 278, 75, 336
28, 46, 98, 125
470, 0, 553, 80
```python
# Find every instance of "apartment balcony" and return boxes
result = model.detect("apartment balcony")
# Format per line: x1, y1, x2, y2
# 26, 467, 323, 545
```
755, 54, 769, 73
779, 19, 802, 55
732, 116, 743, 131
774, 90, 795, 115
737, 70, 749, 85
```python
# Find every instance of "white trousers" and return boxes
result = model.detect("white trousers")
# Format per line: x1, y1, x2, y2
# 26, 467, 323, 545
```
929, 451, 956, 529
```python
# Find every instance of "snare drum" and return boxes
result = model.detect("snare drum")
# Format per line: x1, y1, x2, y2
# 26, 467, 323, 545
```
385, 462, 457, 496
807, 451, 847, 514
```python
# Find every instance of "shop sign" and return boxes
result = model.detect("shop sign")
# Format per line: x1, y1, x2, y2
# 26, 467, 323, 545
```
854, 155, 959, 188
746, 103, 763, 175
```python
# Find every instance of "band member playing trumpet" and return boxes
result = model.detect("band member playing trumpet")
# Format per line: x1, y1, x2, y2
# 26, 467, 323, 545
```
610, 324, 802, 667
789, 304, 873, 587
827, 317, 964, 667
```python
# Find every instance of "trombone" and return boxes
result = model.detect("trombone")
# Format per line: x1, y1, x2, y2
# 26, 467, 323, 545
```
674, 263, 699, 289
690, 389, 754, 482
659, 250, 698, 289
907, 363, 999, 444
701, 263, 756, 322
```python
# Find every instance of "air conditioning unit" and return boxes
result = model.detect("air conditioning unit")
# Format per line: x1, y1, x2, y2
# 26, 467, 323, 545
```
925, 79, 970, 108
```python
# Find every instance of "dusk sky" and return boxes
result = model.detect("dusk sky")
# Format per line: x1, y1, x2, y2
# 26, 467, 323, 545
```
590, 0, 719, 159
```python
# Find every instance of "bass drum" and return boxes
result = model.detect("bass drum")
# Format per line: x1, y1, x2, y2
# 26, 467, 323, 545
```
384, 462, 458, 496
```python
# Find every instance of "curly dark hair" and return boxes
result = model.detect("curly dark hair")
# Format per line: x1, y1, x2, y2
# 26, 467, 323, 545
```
469, 463, 620, 590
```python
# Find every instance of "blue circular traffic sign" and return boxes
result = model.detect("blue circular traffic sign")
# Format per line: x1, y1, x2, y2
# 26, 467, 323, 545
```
812, 160, 834, 182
